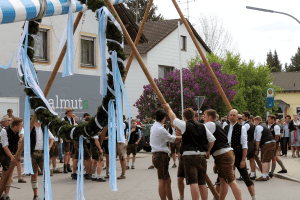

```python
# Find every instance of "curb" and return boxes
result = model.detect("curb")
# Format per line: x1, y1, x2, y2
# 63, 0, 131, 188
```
274, 173, 300, 183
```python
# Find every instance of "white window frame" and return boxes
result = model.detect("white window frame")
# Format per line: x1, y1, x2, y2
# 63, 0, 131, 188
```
34, 27, 51, 63
181, 35, 187, 51
158, 65, 175, 79
80, 34, 97, 68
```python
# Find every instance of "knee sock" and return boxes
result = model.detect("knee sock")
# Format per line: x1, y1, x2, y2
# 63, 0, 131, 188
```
252, 195, 256, 200
250, 172, 256, 177
271, 163, 276, 173
97, 174, 101, 179
262, 173, 268, 178
132, 162, 135, 166
31, 180, 38, 190
277, 160, 286, 170
127, 162, 129, 167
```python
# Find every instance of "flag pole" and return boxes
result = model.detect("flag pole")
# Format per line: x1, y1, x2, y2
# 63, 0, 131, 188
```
178, 21, 184, 120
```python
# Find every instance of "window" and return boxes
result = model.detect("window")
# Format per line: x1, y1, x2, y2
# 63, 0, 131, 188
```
80, 35, 96, 68
181, 36, 186, 51
158, 65, 174, 78
34, 28, 50, 62
296, 107, 300, 116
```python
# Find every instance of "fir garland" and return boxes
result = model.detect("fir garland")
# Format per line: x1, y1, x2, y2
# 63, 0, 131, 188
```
23, 1, 127, 140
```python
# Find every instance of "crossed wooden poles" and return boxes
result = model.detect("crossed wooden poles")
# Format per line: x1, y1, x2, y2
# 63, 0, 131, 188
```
0, 0, 263, 199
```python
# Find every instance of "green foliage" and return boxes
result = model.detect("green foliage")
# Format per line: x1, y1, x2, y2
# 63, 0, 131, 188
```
188, 52, 282, 118
126, 0, 163, 22
266, 50, 282, 72
285, 47, 300, 72
23, 1, 126, 140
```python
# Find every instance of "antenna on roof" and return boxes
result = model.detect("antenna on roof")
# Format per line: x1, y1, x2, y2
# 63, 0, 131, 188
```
178, 0, 198, 21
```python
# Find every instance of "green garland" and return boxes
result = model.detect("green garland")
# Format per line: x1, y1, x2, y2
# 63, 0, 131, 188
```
23, 1, 127, 140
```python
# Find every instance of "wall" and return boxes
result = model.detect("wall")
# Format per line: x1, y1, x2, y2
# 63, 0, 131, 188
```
124, 23, 208, 118
275, 92, 300, 116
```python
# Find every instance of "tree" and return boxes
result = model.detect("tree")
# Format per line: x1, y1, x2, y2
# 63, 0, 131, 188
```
126, 0, 164, 23
196, 13, 235, 58
266, 50, 282, 72
189, 52, 282, 118
134, 64, 238, 120
285, 47, 300, 72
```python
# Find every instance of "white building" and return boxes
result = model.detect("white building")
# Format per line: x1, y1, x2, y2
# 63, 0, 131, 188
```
123, 19, 211, 118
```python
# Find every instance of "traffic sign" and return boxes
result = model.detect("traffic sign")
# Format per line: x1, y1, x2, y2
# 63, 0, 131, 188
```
267, 88, 274, 109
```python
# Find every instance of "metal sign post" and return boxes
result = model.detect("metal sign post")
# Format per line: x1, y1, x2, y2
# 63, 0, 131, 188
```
194, 96, 205, 121
266, 88, 274, 121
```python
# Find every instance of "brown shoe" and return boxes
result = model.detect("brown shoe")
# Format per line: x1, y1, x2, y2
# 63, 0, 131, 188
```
148, 165, 155, 169
255, 176, 267, 181
53, 169, 62, 173
18, 178, 27, 183
267, 176, 270, 180
117, 174, 126, 179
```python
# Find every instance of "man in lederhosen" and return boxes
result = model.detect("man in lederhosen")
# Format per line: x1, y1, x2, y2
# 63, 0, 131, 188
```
0, 118, 24, 200
62, 107, 75, 173
253, 116, 276, 181
126, 119, 141, 170
204, 109, 242, 200
242, 111, 256, 180
30, 121, 54, 200
267, 115, 287, 178
224, 109, 256, 200
163, 104, 215, 200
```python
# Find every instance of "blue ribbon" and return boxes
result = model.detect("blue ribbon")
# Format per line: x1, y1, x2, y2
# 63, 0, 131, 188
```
62, 0, 74, 77
76, 136, 85, 200
23, 96, 34, 175
41, 126, 53, 200
111, 51, 131, 142
0, 53, 14, 69
108, 100, 117, 191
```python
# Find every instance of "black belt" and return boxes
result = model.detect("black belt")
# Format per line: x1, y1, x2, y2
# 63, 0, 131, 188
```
34, 150, 44, 153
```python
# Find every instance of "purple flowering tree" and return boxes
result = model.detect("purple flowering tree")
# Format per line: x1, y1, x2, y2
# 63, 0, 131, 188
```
134, 62, 238, 121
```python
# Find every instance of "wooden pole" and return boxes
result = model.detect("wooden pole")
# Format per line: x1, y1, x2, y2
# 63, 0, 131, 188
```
0, 12, 84, 197
122, 0, 153, 83
104, 0, 218, 199
171, 0, 233, 112
104, 0, 166, 105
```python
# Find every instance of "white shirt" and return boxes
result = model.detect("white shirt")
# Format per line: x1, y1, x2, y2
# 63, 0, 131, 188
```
268, 124, 280, 136
173, 118, 216, 155
227, 122, 248, 149
34, 126, 55, 150
0, 126, 24, 148
243, 123, 250, 132
255, 125, 275, 143
222, 121, 228, 129
204, 121, 233, 156
150, 121, 176, 154
62, 116, 74, 125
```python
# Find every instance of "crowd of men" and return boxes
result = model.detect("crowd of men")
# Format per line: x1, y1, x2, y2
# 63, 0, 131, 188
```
0, 108, 142, 200
150, 105, 288, 200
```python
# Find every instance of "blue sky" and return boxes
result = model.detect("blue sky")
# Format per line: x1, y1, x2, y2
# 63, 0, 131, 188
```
155, 0, 300, 67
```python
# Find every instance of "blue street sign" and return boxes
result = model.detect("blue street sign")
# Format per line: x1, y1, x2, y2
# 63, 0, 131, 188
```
267, 97, 274, 108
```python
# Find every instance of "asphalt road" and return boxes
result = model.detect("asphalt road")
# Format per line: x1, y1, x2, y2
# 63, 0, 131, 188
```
9, 152, 300, 200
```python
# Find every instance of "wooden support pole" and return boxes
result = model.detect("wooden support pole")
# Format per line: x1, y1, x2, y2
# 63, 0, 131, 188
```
105, 0, 166, 104
0, 12, 84, 197
122, 0, 153, 83
104, 0, 218, 199
171, 0, 233, 112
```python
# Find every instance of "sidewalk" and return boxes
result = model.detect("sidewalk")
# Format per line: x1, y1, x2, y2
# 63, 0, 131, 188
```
274, 151, 300, 182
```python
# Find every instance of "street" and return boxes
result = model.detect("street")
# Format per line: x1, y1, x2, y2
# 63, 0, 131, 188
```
9, 152, 300, 200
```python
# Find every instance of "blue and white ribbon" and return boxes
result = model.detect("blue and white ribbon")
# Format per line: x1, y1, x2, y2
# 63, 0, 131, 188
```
62, 0, 74, 77
41, 126, 53, 200
110, 51, 131, 142
76, 135, 85, 200
108, 100, 117, 191
0, 0, 87, 24
97, 7, 123, 98
22, 96, 34, 175
0, 53, 14, 69
16, 20, 57, 116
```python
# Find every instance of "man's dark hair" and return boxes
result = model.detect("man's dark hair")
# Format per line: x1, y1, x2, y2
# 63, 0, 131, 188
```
183, 108, 195, 121
268, 115, 276, 121
85, 116, 91, 122
194, 112, 199, 119
11, 118, 22, 127
285, 115, 291, 119
7, 109, 12, 113
242, 111, 250, 119
83, 113, 90, 118
123, 115, 126, 120
155, 108, 167, 122
204, 109, 216, 120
